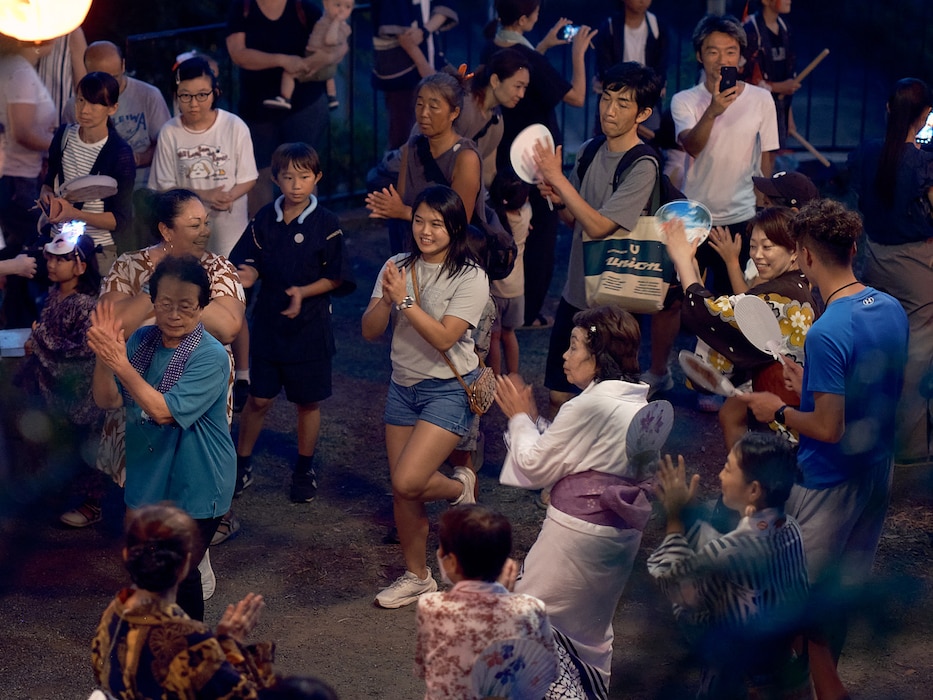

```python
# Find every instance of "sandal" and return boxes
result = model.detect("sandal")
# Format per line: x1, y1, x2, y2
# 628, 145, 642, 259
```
522, 315, 551, 329
60, 501, 102, 528
210, 512, 241, 546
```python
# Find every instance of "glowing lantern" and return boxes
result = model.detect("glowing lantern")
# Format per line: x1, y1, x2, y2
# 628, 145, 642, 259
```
0, 0, 93, 42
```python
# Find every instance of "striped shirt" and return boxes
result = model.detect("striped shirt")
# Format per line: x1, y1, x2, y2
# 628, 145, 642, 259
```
60, 124, 109, 246
647, 509, 809, 635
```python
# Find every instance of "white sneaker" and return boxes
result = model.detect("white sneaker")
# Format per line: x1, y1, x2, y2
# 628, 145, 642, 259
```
451, 466, 477, 505
374, 569, 437, 608
199, 549, 216, 601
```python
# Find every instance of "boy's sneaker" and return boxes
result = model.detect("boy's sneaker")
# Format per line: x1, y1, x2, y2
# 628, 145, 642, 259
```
640, 370, 674, 400
374, 569, 437, 609
262, 96, 292, 110
233, 379, 249, 413
290, 469, 317, 503
451, 466, 477, 505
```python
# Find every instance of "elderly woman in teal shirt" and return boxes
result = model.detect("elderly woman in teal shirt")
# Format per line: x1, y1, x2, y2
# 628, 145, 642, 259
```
89, 254, 235, 621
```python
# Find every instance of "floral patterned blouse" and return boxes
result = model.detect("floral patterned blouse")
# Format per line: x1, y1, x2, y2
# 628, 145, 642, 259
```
681, 270, 817, 381
415, 580, 558, 700
21, 288, 101, 426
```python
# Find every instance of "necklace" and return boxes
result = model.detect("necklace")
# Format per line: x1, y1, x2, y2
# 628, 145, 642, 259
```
824, 280, 859, 305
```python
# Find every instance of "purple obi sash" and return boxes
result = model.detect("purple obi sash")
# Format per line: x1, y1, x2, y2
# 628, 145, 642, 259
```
549, 470, 653, 532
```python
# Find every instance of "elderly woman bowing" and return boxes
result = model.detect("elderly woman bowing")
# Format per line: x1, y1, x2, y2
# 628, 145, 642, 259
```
89, 255, 236, 620
496, 305, 669, 699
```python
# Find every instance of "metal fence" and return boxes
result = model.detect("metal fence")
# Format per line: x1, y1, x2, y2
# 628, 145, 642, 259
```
124, 2, 931, 203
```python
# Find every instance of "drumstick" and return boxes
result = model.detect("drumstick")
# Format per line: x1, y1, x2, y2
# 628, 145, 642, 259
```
788, 128, 831, 167
795, 49, 830, 84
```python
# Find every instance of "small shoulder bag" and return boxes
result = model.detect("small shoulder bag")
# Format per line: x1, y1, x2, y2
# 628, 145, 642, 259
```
410, 264, 496, 415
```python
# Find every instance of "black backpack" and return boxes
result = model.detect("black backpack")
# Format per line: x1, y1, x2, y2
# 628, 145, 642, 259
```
575, 137, 686, 214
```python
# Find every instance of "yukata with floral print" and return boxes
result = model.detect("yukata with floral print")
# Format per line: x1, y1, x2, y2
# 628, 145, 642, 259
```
666, 207, 817, 449
415, 505, 558, 700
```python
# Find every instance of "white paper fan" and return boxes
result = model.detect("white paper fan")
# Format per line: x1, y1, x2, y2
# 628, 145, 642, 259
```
470, 638, 558, 700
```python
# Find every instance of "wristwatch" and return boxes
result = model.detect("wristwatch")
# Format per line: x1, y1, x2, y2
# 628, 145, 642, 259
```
396, 295, 414, 311
774, 404, 789, 424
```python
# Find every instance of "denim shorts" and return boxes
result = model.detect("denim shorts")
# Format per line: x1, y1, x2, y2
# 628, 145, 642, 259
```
384, 370, 478, 437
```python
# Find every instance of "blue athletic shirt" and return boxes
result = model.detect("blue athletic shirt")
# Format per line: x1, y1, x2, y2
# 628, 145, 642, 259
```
796, 287, 908, 488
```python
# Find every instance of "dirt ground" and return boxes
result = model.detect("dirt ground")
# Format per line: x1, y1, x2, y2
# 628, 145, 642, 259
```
1, 208, 931, 699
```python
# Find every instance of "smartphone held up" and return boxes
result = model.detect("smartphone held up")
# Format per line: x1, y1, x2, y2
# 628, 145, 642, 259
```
557, 24, 580, 42
719, 66, 738, 92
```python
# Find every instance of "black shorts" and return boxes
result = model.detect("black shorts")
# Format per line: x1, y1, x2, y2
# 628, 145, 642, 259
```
250, 354, 332, 405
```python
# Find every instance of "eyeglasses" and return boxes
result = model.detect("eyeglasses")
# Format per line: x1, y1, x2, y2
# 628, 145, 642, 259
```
177, 91, 213, 104
154, 300, 200, 316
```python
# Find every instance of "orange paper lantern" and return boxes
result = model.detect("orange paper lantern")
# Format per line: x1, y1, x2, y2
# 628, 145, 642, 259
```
0, 0, 92, 42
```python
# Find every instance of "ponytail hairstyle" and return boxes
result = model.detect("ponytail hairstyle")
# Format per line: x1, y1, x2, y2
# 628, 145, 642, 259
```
469, 47, 531, 104
874, 78, 933, 208
485, 0, 541, 39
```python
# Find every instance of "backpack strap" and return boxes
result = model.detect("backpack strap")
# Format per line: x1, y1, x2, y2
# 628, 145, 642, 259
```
575, 135, 607, 184
414, 135, 449, 186
577, 139, 661, 212
646, 12, 659, 40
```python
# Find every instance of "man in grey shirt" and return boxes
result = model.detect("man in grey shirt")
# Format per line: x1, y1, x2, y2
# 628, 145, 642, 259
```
533, 61, 664, 412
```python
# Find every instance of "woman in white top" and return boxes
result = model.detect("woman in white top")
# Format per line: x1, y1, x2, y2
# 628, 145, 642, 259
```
150, 57, 257, 258
495, 305, 659, 698
362, 185, 489, 610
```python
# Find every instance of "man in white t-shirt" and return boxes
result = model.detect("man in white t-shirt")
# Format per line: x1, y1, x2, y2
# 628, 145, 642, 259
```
63, 41, 171, 189
671, 14, 779, 295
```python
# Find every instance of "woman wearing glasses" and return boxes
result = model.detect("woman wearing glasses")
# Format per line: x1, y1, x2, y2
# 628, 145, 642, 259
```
89, 254, 238, 618
150, 57, 257, 258
62, 191, 244, 560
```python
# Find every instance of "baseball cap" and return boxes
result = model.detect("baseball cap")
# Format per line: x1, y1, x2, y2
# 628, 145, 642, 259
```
752, 171, 820, 208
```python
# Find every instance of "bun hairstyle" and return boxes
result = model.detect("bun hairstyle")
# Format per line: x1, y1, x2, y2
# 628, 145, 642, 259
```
124, 504, 198, 593
154, 188, 202, 235
469, 47, 530, 101
175, 56, 221, 108
572, 305, 642, 384
417, 71, 464, 114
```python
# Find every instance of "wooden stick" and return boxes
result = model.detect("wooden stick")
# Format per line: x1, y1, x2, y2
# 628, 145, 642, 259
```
788, 128, 831, 167
795, 49, 830, 84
